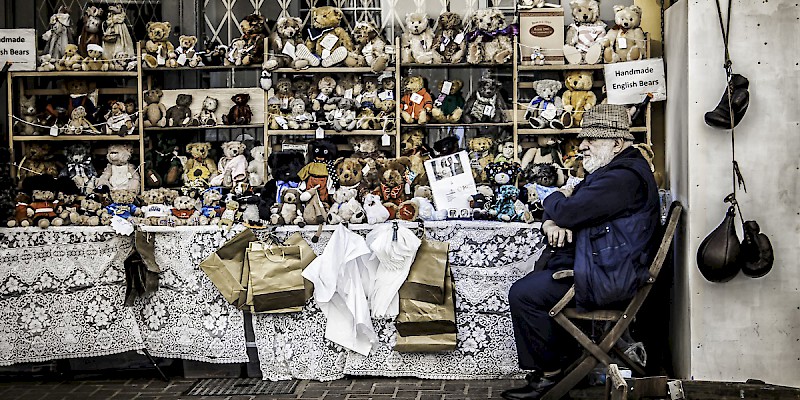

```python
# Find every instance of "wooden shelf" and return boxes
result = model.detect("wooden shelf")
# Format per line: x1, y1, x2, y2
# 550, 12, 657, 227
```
144, 65, 261, 72
401, 63, 513, 68
12, 134, 141, 141
10, 71, 138, 78
518, 126, 649, 135
145, 124, 263, 131
25, 87, 138, 96
267, 129, 387, 136
273, 67, 395, 74
518, 64, 605, 71
402, 122, 513, 128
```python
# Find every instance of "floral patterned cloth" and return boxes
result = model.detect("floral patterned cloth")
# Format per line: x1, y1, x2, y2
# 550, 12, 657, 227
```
0, 227, 144, 365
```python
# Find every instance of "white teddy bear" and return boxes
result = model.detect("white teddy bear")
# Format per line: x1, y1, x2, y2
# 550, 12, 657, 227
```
327, 187, 366, 224
563, 0, 606, 65
247, 145, 266, 187
401, 13, 441, 64
363, 193, 390, 225
602, 5, 647, 63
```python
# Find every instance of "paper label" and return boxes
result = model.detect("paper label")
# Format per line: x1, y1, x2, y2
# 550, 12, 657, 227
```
541, 102, 557, 120
454, 33, 465, 44
617, 37, 628, 49
381, 133, 391, 146
111, 216, 134, 235
378, 90, 393, 101
410, 93, 423, 104
345, 89, 353, 99
315, 127, 325, 138
149, 172, 159, 183
483, 104, 495, 116
321, 48, 331, 59
49, 125, 59, 136
334, 109, 343, 119
316, 92, 328, 101
320, 34, 338, 50
177, 53, 187, 66
282, 41, 296, 58
275, 116, 289, 129
405, 182, 411, 195
361, 164, 370, 175
295, 114, 309, 121
156, 44, 165, 65
441, 81, 452, 95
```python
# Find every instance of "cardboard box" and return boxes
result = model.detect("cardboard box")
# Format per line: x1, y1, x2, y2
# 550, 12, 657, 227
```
520, 8, 565, 65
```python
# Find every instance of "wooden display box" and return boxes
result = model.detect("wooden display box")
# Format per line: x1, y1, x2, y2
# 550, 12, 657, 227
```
519, 8, 565, 65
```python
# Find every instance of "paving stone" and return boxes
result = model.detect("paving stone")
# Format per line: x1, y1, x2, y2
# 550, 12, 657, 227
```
370, 385, 395, 395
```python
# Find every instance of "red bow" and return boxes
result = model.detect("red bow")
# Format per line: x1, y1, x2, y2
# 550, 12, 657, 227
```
381, 184, 402, 200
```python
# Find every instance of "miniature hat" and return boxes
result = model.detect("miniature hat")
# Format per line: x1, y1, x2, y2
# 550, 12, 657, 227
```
87, 44, 104, 53
577, 104, 634, 140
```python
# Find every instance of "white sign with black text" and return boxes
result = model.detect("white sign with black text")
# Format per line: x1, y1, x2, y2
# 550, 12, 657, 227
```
424, 151, 477, 212
603, 58, 666, 105
0, 29, 36, 71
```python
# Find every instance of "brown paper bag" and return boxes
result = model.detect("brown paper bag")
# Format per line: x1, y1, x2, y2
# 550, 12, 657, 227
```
393, 332, 457, 352
399, 239, 449, 304
199, 228, 257, 306
395, 264, 457, 338
247, 241, 306, 312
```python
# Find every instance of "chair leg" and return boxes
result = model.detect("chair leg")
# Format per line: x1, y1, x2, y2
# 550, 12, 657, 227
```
542, 355, 599, 400
611, 346, 646, 376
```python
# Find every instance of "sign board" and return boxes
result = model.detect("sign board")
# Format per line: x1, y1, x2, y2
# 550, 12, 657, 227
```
603, 58, 667, 105
424, 151, 477, 211
0, 29, 36, 71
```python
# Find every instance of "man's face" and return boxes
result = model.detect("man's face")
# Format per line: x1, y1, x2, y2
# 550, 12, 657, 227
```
580, 138, 618, 174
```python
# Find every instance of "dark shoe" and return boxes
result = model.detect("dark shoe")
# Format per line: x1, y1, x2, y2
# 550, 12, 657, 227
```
501, 371, 560, 400
704, 74, 750, 129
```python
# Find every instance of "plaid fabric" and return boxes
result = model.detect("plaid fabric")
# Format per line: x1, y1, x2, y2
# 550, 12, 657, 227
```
577, 104, 635, 140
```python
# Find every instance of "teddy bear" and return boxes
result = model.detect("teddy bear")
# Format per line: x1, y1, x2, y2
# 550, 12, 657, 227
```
165, 94, 194, 127
17, 143, 60, 185
298, 140, 338, 203
175, 35, 204, 67
265, 17, 310, 71
468, 136, 495, 182
259, 151, 305, 220
491, 185, 523, 222
463, 74, 507, 123
292, 77, 313, 106
246, 145, 267, 187
215, 199, 240, 228
410, 185, 446, 221
209, 141, 248, 188
102, 5, 135, 60
602, 5, 647, 63
300, 185, 329, 225
43, 79, 97, 128
401, 13, 440, 64
348, 136, 380, 160
372, 157, 415, 219
273, 78, 294, 112
141, 89, 167, 128
201, 36, 228, 66
432, 12, 467, 64
81, 44, 110, 71
224, 38, 246, 66
236, 13, 267, 65
363, 193, 390, 225
143, 136, 182, 188
331, 97, 360, 132
105, 189, 141, 220
182, 142, 217, 186
400, 76, 433, 124
469, 185, 495, 220
466, 9, 514, 65
563, 0, 606, 65
42, 7, 73, 62
14, 94, 38, 136
104, 101, 133, 136
169, 195, 205, 226
562, 70, 597, 127
8, 175, 66, 228
58, 143, 97, 194
520, 135, 564, 169
493, 141, 522, 164
37, 54, 57, 72
142, 22, 174, 68
65, 106, 97, 135
433, 136, 460, 157
525, 79, 567, 130
196, 96, 219, 126
133, 189, 172, 226
108, 52, 136, 71
299, 6, 354, 68
198, 188, 224, 224
78, 6, 104, 57
485, 161, 522, 195
347, 21, 390, 72
327, 186, 366, 225
287, 99, 313, 130
57, 44, 83, 71
223, 93, 253, 125
97, 144, 140, 193
431, 79, 465, 123
67, 192, 109, 226
311, 76, 338, 118
560, 137, 585, 179
270, 188, 305, 226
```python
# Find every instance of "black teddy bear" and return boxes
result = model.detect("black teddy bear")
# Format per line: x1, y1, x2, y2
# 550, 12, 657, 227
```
258, 151, 306, 220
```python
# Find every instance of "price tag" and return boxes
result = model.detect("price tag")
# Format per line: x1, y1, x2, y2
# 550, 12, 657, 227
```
344, 89, 353, 99
334, 109, 343, 119
405, 182, 411, 195
177, 53, 187, 66
49, 125, 59, 136
378, 90, 393, 101
156, 44, 166, 65
316, 92, 328, 101
617, 37, 628, 49
434, 94, 445, 107
282, 41, 296, 58
454, 33, 465, 44
441, 80, 452, 95
541, 102, 557, 120
315, 127, 325, 138
281, 97, 289, 109
275, 116, 289, 129
483, 104, 495, 116
149, 172, 159, 183
410, 93, 423, 104
381, 133, 391, 146
295, 114, 308, 121
320, 34, 338, 50
361, 164, 370, 175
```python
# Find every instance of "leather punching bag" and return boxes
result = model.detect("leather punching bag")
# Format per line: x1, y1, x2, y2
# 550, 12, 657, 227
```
697, 206, 742, 282
740, 220, 774, 278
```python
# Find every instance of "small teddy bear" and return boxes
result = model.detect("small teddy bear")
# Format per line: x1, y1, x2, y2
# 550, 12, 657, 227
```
492, 185, 523, 222
109, 52, 137, 71
525, 79, 567, 130
196, 96, 219, 126
16, 143, 59, 185
166, 94, 195, 127
432, 12, 467, 64
37, 54, 57, 72
81, 44, 110, 71
15, 94, 38, 136
105, 189, 141, 220
258, 151, 305, 219
562, 70, 597, 127
69, 192, 110, 226
265, 16, 310, 71
58, 44, 84, 71
400, 76, 433, 124
463, 74, 508, 123
300, 185, 329, 225
363, 193, 390, 225
66, 106, 98, 135
209, 141, 248, 188
58, 143, 97, 194
468, 136, 495, 182
332, 97, 360, 132
372, 157, 415, 220
431, 79, 465, 123
175, 35, 204, 67
142, 21, 175, 68
104, 101, 134, 136
134, 189, 172, 226
603, 5, 647, 63
223, 93, 253, 125
348, 21, 390, 72
270, 188, 305, 226
469, 185, 495, 221
327, 186, 366, 224
563, 0, 606, 65
218, 199, 242, 228
78, 6, 104, 57
401, 13, 440, 64
494, 141, 522, 163
142, 89, 167, 128
247, 145, 267, 187
485, 161, 523, 196
183, 142, 218, 186
238, 14, 267, 66
199, 188, 224, 224
97, 144, 140, 193
169, 195, 205, 226
287, 99, 312, 130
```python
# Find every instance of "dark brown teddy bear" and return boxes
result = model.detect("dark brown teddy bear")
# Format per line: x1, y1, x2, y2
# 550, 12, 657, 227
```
432, 12, 467, 63
372, 157, 416, 219
223, 93, 253, 125
239, 14, 267, 65
165, 94, 195, 127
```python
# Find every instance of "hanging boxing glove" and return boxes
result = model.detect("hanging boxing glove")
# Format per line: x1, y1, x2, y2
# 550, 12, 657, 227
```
740, 220, 774, 278
697, 205, 742, 282
704, 74, 750, 129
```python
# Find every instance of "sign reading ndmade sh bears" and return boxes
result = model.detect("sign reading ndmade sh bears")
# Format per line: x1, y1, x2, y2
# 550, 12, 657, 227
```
0, 29, 36, 71
604, 58, 667, 105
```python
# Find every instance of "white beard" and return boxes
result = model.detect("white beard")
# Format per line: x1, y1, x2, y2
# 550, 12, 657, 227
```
583, 141, 617, 174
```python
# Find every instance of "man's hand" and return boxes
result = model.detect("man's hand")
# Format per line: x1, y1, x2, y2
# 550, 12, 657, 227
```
542, 220, 573, 248
557, 186, 574, 198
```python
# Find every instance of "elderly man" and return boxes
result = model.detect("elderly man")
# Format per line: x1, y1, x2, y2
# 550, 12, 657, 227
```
502, 104, 660, 400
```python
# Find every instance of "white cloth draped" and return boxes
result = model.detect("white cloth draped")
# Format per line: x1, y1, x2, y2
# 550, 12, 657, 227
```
364, 224, 421, 318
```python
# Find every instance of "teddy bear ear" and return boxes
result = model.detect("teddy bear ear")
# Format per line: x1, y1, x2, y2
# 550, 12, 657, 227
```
292, 17, 302, 25
613, 5, 625, 13
630, 5, 642, 16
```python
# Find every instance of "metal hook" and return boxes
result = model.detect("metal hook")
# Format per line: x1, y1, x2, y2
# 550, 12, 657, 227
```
392, 221, 398, 242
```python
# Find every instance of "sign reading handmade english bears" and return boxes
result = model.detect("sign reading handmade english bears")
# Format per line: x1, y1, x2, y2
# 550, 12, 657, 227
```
0, 29, 36, 71
603, 58, 666, 105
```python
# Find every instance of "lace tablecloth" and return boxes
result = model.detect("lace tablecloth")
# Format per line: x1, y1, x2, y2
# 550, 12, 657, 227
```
0, 227, 144, 365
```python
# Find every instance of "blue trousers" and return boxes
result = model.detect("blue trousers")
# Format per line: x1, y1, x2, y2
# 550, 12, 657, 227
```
508, 268, 575, 371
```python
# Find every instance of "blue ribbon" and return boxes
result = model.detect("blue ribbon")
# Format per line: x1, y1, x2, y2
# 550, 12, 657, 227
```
466, 24, 520, 43
276, 180, 299, 203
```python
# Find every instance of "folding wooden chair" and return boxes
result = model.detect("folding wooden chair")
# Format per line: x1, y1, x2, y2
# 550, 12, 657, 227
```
541, 202, 682, 400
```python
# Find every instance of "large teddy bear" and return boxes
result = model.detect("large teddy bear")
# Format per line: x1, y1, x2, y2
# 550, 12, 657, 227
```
563, 0, 606, 65
372, 157, 416, 220
264, 17, 309, 71
468, 136, 495, 182
603, 5, 647, 63
142, 21, 174, 68
562, 70, 597, 127
142, 89, 167, 128
401, 13, 441, 64
17, 143, 60, 186
97, 144, 140, 193
462, 74, 507, 123
299, 6, 354, 68
347, 22, 389, 72
209, 141, 248, 188
524, 79, 567, 129
466, 8, 514, 65
400, 76, 433, 124
432, 12, 467, 64
184, 142, 218, 186
431, 79, 465, 123
238, 13, 267, 66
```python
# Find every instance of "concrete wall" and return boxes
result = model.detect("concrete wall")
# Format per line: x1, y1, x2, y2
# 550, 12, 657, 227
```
666, 0, 800, 386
